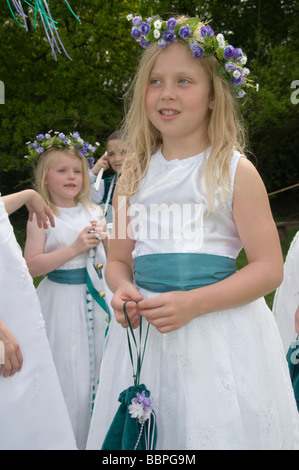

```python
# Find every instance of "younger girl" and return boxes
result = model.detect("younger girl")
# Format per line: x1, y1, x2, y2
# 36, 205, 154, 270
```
24, 134, 111, 450
87, 15, 299, 450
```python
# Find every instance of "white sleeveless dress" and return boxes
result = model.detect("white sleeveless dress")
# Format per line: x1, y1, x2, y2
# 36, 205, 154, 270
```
273, 231, 299, 353
37, 203, 112, 450
0, 198, 77, 450
87, 149, 299, 450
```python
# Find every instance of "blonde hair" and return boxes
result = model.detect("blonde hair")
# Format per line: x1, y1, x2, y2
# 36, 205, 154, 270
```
120, 36, 247, 210
34, 147, 93, 216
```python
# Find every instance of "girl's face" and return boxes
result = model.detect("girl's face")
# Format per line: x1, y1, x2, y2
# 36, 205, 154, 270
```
44, 152, 83, 207
145, 42, 214, 153
106, 139, 127, 174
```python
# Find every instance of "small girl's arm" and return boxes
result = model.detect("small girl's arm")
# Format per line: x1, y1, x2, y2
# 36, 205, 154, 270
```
2, 189, 54, 228
24, 216, 100, 278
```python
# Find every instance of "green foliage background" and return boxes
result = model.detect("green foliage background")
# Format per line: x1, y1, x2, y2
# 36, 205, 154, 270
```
0, 0, 298, 210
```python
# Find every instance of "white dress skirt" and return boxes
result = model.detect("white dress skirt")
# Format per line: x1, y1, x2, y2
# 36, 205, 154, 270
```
87, 149, 299, 450
36, 203, 113, 449
274, 231, 299, 353
0, 198, 77, 450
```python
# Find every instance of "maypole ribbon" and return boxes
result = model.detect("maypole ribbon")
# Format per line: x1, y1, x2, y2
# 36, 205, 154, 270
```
6, 0, 79, 60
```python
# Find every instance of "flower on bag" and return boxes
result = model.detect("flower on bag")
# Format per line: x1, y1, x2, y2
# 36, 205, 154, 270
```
25, 130, 100, 167
129, 391, 153, 424
127, 13, 257, 98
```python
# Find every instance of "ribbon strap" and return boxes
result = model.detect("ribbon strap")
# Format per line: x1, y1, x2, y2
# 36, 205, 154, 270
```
123, 301, 150, 388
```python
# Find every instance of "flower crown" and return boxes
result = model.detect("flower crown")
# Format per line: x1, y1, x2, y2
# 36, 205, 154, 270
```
25, 131, 100, 168
127, 14, 255, 98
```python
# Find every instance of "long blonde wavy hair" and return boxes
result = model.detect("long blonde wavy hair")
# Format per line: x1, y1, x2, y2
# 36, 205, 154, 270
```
34, 147, 93, 216
119, 31, 247, 211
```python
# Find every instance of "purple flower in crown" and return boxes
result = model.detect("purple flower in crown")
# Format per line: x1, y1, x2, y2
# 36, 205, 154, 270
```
223, 45, 236, 60
132, 16, 142, 26
37, 146, 44, 153
140, 37, 151, 48
140, 21, 150, 35
179, 25, 192, 40
225, 61, 236, 73
235, 48, 243, 62
88, 157, 94, 169
131, 26, 141, 40
200, 25, 214, 38
162, 30, 176, 44
189, 41, 204, 59
36, 133, 44, 140
73, 131, 80, 139
158, 39, 167, 49
166, 18, 177, 32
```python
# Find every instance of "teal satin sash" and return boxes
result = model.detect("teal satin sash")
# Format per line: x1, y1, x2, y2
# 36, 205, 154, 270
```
48, 267, 87, 284
134, 253, 236, 292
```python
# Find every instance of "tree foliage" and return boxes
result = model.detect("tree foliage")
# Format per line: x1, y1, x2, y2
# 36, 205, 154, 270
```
0, 0, 298, 198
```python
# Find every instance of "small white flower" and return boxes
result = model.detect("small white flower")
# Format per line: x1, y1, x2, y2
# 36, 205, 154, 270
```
256, 83, 259, 92
240, 55, 247, 65
242, 67, 250, 76
154, 29, 161, 39
233, 70, 241, 79
216, 33, 225, 48
127, 14, 133, 21
154, 19, 162, 29
95, 142, 100, 146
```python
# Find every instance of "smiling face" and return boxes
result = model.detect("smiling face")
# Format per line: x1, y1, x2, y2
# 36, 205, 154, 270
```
145, 41, 214, 157
44, 151, 83, 207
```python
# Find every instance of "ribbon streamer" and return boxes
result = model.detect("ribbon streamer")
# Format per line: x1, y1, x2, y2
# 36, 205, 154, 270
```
6, 0, 79, 60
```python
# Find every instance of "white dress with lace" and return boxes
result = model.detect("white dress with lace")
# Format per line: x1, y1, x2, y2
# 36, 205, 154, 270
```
87, 149, 299, 450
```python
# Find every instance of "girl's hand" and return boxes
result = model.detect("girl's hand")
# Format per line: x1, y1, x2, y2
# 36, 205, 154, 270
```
111, 281, 143, 329
91, 154, 109, 175
0, 321, 23, 378
91, 218, 110, 251
71, 226, 100, 255
26, 191, 55, 229
138, 291, 197, 334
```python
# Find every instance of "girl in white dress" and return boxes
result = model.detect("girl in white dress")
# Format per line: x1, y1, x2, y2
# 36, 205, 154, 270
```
0, 189, 76, 450
87, 15, 299, 450
274, 231, 299, 353
24, 139, 112, 450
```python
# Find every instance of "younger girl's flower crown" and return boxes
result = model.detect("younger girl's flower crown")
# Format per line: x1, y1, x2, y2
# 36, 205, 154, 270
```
25, 130, 100, 168
127, 14, 255, 98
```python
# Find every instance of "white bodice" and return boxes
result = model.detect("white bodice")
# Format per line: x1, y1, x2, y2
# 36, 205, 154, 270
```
129, 148, 243, 259
44, 203, 102, 270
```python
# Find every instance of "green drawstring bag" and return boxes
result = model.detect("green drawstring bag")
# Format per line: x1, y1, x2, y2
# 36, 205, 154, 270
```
286, 336, 299, 412
101, 301, 157, 450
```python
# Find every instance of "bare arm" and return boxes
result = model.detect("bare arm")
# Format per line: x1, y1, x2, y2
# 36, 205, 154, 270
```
2, 189, 55, 228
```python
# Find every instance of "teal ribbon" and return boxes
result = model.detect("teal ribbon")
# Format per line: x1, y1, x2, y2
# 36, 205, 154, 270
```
48, 267, 87, 284
134, 252, 236, 292
48, 266, 110, 328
